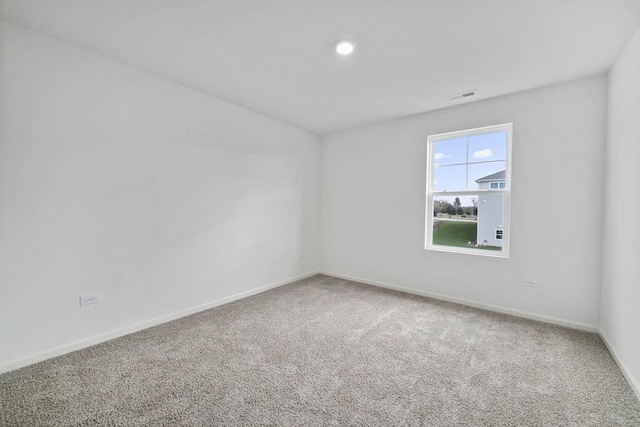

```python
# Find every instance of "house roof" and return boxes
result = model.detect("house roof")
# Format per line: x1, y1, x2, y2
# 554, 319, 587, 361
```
475, 170, 506, 183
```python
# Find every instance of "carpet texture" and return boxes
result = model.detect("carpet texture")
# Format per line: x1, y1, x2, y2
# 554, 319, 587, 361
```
1, 274, 639, 426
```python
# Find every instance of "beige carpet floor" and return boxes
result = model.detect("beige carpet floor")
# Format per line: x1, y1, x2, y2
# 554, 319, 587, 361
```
1, 274, 639, 426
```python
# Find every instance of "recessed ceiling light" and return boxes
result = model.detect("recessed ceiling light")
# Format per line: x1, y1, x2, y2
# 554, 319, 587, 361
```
334, 40, 355, 56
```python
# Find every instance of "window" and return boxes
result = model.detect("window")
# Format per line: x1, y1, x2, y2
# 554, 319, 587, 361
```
425, 123, 512, 257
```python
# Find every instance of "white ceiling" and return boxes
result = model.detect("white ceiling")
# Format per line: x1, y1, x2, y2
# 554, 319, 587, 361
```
3, 1, 640, 134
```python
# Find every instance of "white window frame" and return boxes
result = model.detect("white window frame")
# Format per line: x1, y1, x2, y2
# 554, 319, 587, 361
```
425, 123, 512, 258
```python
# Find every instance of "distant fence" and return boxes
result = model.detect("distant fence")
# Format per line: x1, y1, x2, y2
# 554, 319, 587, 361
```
435, 213, 477, 221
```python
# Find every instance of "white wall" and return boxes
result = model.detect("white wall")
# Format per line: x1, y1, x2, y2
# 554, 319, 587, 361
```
600, 27, 640, 396
321, 76, 607, 329
0, 22, 320, 369
476, 194, 503, 248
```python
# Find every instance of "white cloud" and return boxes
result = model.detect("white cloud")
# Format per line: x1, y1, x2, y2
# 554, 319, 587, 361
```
472, 148, 492, 158
434, 153, 451, 160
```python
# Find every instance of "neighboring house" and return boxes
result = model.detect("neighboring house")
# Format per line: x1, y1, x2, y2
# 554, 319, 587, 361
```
475, 170, 505, 247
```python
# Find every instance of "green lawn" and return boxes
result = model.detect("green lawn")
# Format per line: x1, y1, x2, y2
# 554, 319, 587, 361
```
432, 221, 501, 251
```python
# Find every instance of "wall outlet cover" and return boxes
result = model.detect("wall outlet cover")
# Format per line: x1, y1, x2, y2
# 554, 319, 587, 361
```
80, 293, 101, 306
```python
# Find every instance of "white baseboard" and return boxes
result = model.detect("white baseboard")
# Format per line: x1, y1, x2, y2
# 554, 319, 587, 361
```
320, 271, 599, 333
0, 271, 319, 374
599, 330, 640, 402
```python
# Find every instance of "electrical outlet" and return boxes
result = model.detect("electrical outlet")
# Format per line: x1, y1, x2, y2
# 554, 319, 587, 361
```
80, 293, 101, 306
523, 278, 538, 288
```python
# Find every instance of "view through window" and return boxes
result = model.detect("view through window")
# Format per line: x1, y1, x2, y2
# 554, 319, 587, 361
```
425, 123, 512, 257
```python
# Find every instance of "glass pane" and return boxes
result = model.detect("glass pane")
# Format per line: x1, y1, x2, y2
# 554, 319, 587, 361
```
467, 131, 507, 163
431, 194, 504, 251
433, 136, 467, 166
468, 162, 506, 190
433, 164, 467, 191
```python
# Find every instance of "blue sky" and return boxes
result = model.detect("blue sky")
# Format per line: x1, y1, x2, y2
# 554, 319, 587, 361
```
432, 131, 507, 207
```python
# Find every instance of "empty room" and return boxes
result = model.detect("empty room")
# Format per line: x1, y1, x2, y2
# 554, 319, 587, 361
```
1, 1, 639, 425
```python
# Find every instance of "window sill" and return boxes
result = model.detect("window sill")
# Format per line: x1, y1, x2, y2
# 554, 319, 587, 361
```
425, 244, 509, 258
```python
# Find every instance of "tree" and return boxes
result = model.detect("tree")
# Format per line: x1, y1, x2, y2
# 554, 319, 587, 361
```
434, 199, 454, 215
470, 197, 478, 216
454, 197, 462, 215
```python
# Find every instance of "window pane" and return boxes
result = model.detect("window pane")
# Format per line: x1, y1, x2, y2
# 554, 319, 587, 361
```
468, 131, 507, 164
433, 137, 467, 166
468, 162, 506, 190
431, 194, 503, 251
433, 164, 467, 191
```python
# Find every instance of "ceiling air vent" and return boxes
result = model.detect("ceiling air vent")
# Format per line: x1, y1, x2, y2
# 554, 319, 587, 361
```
447, 90, 477, 101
